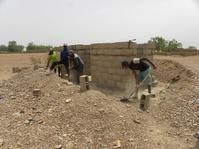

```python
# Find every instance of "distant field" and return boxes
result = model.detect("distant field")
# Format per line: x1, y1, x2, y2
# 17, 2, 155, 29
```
0, 53, 47, 80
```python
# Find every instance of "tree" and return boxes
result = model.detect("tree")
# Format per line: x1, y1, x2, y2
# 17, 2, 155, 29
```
7, 41, 24, 52
26, 42, 52, 52
151, 37, 168, 52
27, 42, 36, 51
166, 39, 182, 52
8, 40, 17, 52
0, 45, 8, 51
151, 37, 182, 52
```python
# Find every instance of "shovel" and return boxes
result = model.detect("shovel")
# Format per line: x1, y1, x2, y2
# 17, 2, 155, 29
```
120, 73, 150, 102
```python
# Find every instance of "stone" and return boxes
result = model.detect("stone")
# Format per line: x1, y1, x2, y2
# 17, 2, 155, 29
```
55, 144, 62, 149
24, 120, 30, 124
128, 138, 134, 142
99, 108, 105, 112
0, 137, 3, 146
193, 131, 199, 139
191, 99, 199, 105
113, 140, 121, 148
152, 80, 158, 86
65, 99, 72, 103
11, 96, 16, 100
13, 112, 21, 117
65, 141, 74, 148
33, 89, 41, 97
133, 119, 141, 124
62, 80, 73, 86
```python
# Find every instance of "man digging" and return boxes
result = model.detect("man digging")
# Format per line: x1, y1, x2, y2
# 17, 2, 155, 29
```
121, 57, 156, 101
69, 50, 84, 84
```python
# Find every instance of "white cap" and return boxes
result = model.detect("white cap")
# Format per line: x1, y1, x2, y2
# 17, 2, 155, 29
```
133, 58, 140, 64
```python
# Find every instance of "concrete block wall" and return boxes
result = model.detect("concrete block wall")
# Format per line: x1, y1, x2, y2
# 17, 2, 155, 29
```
171, 48, 199, 56
69, 41, 154, 90
89, 42, 154, 90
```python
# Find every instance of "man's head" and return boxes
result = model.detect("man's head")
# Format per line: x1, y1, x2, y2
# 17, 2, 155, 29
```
48, 48, 54, 55
69, 50, 74, 57
121, 61, 129, 69
63, 44, 67, 48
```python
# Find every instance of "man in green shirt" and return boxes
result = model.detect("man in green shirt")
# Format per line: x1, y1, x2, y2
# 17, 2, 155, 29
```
46, 49, 59, 74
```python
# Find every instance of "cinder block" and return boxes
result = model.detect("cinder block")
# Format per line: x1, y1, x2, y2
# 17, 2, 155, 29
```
80, 75, 89, 92
143, 49, 153, 55
129, 42, 139, 49
33, 89, 41, 97
140, 93, 150, 111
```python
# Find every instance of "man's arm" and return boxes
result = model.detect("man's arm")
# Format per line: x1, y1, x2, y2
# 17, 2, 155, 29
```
141, 58, 156, 69
73, 58, 80, 70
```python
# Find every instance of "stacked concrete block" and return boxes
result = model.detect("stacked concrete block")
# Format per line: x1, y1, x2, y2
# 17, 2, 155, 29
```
80, 75, 90, 92
140, 93, 150, 111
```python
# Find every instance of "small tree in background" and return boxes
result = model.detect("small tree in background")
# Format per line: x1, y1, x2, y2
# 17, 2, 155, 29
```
166, 39, 182, 52
151, 37, 168, 52
0, 45, 8, 51
151, 37, 182, 52
7, 40, 24, 52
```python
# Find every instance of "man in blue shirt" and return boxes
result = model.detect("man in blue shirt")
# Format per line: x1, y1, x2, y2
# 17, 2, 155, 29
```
50, 44, 69, 77
59, 44, 69, 74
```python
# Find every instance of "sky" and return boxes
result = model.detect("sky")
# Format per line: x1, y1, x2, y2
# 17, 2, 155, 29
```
0, 0, 199, 48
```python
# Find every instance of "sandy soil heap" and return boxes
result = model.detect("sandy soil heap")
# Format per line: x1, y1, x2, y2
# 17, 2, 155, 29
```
0, 58, 198, 149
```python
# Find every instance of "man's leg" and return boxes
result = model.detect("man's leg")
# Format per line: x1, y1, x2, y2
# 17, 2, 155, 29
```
133, 70, 139, 98
54, 68, 56, 73
148, 85, 151, 94
50, 61, 58, 71
77, 67, 83, 84
58, 66, 61, 77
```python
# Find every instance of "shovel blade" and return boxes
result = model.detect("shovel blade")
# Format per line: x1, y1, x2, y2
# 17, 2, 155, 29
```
120, 96, 131, 102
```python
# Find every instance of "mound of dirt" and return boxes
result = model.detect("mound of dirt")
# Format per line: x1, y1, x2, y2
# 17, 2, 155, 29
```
153, 59, 194, 83
152, 59, 199, 133
0, 59, 198, 149
0, 68, 148, 148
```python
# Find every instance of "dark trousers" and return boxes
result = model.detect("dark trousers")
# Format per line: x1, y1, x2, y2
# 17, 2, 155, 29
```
50, 61, 69, 77
76, 66, 84, 84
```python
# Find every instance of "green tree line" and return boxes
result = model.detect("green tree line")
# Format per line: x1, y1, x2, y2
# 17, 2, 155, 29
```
150, 37, 182, 52
0, 41, 24, 52
0, 41, 53, 53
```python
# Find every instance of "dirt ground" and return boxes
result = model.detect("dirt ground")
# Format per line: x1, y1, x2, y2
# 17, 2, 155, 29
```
155, 55, 199, 73
0, 53, 47, 80
0, 53, 199, 149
